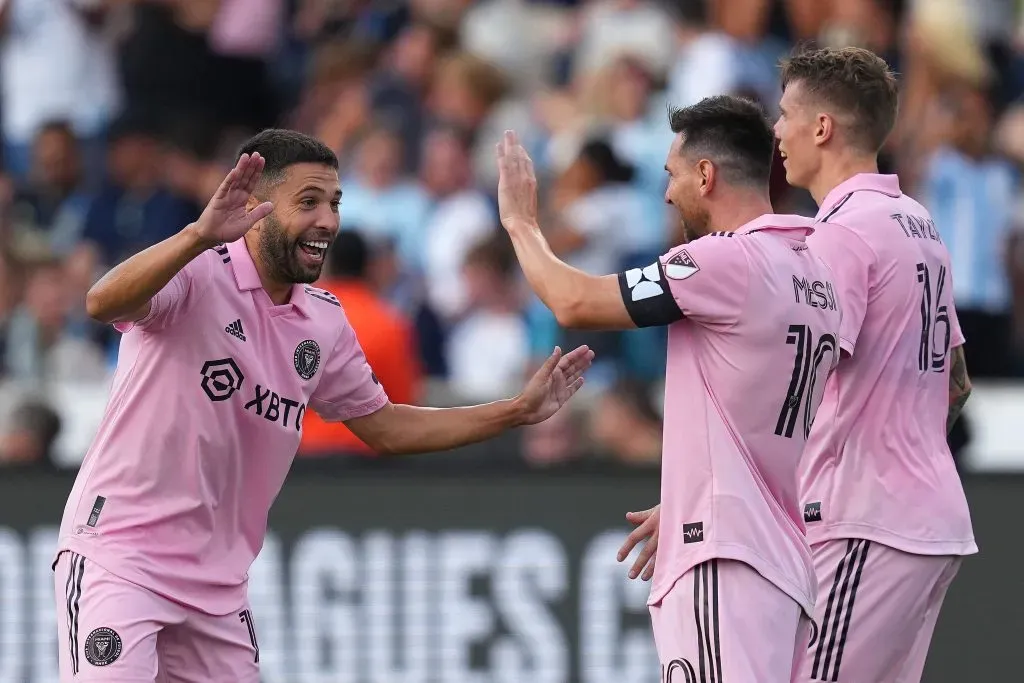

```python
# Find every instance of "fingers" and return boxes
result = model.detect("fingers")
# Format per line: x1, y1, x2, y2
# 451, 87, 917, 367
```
616, 522, 651, 562
247, 201, 274, 226
557, 345, 594, 385
629, 532, 659, 579
213, 167, 240, 200
625, 508, 654, 524
536, 346, 563, 378
641, 555, 656, 581
238, 153, 265, 193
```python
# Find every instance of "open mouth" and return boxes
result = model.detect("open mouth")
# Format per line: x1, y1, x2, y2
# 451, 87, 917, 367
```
298, 240, 329, 264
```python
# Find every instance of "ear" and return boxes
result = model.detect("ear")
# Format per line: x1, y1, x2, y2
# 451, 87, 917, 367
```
816, 113, 835, 147
698, 159, 716, 196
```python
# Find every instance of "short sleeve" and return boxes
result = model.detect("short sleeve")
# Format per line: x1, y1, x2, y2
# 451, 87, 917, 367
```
808, 224, 873, 355
309, 321, 389, 422
113, 250, 212, 334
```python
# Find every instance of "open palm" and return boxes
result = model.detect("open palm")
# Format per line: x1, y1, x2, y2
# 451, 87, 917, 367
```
194, 153, 275, 245
517, 345, 594, 425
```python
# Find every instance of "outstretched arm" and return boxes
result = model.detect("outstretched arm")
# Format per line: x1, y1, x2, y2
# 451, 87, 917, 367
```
496, 131, 636, 330
947, 345, 972, 434
344, 345, 593, 454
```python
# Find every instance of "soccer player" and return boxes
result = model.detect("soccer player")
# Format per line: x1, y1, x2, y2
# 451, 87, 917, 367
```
620, 48, 978, 683
495, 96, 842, 681
54, 129, 593, 682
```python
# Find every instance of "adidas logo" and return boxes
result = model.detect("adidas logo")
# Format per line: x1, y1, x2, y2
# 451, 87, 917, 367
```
225, 319, 246, 342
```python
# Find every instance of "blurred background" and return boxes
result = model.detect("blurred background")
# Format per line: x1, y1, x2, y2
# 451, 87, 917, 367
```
0, 0, 1022, 681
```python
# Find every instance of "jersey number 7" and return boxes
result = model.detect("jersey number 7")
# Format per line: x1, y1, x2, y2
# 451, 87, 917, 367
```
775, 325, 837, 440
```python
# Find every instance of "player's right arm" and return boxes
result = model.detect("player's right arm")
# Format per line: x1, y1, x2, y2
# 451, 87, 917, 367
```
85, 153, 273, 325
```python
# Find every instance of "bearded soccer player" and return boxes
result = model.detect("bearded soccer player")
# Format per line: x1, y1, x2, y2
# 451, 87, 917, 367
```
496, 96, 842, 681
620, 49, 977, 683
54, 130, 593, 682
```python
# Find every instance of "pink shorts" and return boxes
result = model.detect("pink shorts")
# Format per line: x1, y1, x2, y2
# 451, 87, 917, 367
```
793, 539, 961, 683
54, 551, 260, 683
649, 559, 809, 682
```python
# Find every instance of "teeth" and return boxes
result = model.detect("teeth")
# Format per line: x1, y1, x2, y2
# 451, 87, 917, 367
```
301, 241, 328, 250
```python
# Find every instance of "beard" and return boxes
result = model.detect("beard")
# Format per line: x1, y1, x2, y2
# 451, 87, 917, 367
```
257, 213, 324, 285
678, 205, 712, 244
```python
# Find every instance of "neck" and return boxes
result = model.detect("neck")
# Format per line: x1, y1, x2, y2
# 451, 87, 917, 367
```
809, 152, 879, 207
244, 233, 293, 305
708, 190, 774, 233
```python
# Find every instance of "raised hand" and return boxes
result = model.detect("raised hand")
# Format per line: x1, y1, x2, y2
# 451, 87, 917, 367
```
496, 130, 539, 231
193, 153, 275, 246
517, 345, 594, 425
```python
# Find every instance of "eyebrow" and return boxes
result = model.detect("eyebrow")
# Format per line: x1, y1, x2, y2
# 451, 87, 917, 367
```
295, 185, 343, 199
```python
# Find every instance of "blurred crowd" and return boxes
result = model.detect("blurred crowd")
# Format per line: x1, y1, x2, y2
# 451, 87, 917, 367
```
1, 0, 1024, 470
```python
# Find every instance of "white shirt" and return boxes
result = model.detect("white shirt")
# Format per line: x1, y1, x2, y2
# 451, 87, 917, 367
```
1, 0, 119, 142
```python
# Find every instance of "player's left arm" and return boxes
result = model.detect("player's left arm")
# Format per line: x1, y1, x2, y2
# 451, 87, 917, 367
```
312, 321, 592, 454
947, 344, 971, 434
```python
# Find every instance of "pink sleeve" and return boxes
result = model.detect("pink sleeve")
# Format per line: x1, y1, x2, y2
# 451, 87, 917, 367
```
113, 251, 212, 334
660, 236, 749, 326
808, 224, 873, 355
309, 321, 389, 422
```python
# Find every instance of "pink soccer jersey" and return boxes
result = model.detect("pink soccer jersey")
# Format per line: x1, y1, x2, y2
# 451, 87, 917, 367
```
618, 215, 843, 615
55, 238, 388, 615
801, 173, 977, 557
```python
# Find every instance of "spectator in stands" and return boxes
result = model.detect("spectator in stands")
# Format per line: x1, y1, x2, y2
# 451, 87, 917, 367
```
0, 0, 119, 180
921, 85, 1019, 377
300, 230, 421, 457
338, 125, 430, 272
587, 378, 661, 466
73, 114, 200, 274
8, 121, 91, 256
446, 233, 529, 402
0, 399, 61, 469
2, 258, 106, 384
421, 124, 497, 320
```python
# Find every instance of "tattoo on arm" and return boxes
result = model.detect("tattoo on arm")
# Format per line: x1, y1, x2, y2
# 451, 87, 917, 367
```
947, 346, 971, 435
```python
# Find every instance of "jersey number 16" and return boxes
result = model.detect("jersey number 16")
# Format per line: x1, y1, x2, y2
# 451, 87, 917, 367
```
916, 262, 951, 373
775, 325, 837, 440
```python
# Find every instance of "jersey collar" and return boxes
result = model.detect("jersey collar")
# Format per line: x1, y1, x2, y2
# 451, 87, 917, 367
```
734, 214, 815, 240
226, 238, 312, 316
816, 173, 901, 221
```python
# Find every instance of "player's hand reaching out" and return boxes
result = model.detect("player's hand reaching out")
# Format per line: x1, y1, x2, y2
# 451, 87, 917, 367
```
617, 504, 661, 580
516, 345, 594, 425
193, 153, 274, 247
496, 130, 539, 231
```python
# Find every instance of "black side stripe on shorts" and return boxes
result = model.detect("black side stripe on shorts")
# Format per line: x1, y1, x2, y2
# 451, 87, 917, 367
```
665, 658, 698, 683
239, 609, 260, 663
811, 539, 870, 681
65, 553, 85, 675
693, 560, 723, 683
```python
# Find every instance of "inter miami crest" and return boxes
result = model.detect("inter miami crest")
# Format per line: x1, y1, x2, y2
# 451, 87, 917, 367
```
294, 340, 321, 380
85, 627, 122, 667
664, 249, 699, 280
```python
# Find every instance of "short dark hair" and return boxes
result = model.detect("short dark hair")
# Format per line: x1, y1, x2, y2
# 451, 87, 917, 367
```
236, 129, 339, 192
780, 47, 899, 153
328, 229, 370, 279
668, 95, 774, 187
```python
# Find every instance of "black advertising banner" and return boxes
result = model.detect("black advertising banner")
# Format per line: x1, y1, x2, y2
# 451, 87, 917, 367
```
0, 469, 1019, 682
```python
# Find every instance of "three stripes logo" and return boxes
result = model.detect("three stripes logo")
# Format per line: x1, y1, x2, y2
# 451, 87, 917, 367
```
225, 319, 246, 342
64, 553, 86, 674
810, 539, 871, 681
663, 658, 698, 682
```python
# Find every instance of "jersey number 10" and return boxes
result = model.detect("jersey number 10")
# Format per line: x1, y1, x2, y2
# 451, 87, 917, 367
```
775, 325, 837, 440
916, 262, 951, 373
